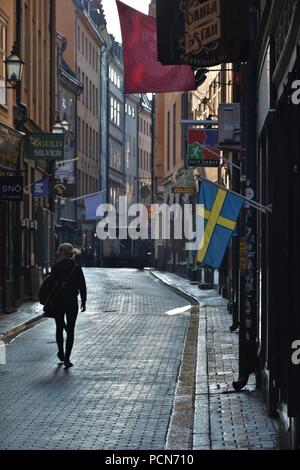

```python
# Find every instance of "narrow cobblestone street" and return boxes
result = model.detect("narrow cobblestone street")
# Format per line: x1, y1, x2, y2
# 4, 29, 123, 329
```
0, 269, 191, 450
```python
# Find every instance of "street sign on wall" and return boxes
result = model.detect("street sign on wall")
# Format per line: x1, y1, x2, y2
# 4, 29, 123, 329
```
172, 186, 196, 194
26, 133, 65, 161
0, 176, 23, 201
187, 129, 220, 167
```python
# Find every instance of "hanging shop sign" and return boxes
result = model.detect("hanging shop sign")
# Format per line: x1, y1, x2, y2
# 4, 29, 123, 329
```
26, 133, 65, 161
0, 124, 23, 170
0, 176, 23, 201
157, 0, 250, 67
187, 128, 220, 167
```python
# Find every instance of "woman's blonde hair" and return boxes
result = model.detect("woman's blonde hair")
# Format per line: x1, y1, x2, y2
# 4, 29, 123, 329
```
57, 243, 81, 259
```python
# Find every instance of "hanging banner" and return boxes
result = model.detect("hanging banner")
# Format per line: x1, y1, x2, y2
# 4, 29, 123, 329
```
32, 177, 50, 198
157, 0, 250, 67
116, 0, 196, 93
26, 133, 65, 161
55, 159, 76, 197
187, 128, 220, 167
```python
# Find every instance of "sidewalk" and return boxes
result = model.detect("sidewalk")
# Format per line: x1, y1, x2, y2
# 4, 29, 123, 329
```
0, 302, 44, 343
151, 271, 278, 450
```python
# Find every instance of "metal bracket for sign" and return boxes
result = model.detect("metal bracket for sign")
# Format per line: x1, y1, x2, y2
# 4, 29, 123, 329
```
0, 170, 26, 175
181, 119, 219, 127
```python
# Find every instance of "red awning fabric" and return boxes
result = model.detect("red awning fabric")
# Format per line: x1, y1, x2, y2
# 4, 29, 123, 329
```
116, 1, 196, 94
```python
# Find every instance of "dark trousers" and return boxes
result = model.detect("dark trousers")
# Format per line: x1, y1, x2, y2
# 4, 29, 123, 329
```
55, 304, 78, 361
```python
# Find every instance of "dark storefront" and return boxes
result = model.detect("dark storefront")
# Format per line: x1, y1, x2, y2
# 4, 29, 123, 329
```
256, 0, 300, 449
0, 123, 24, 313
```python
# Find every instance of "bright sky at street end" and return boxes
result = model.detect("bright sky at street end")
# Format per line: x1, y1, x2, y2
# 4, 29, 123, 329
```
101, 0, 150, 43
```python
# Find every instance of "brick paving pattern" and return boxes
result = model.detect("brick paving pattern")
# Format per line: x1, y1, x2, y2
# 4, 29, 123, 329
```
152, 272, 278, 450
0, 269, 190, 450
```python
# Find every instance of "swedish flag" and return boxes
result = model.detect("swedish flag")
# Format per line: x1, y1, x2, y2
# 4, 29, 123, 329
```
196, 180, 244, 269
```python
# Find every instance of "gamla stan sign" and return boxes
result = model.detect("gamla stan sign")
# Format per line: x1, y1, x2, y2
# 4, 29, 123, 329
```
157, 0, 250, 67
180, 0, 221, 56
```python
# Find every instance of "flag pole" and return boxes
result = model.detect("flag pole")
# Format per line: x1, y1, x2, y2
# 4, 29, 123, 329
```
208, 148, 241, 171
55, 158, 78, 166
196, 175, 272, 214
69, 189, 106, 202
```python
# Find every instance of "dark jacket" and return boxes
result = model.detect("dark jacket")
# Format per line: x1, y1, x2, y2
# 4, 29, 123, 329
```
50, 258, 87, 307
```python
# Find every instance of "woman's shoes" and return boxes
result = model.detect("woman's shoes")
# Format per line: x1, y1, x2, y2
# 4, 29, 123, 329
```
64, 360, 73, 369
57, 352, 65, 362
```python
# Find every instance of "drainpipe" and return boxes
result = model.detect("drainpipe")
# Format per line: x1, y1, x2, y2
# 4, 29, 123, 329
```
233, 1, 259, 392
49, 0, 56, 266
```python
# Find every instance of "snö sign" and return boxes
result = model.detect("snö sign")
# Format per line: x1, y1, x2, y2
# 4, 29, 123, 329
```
0, 176, 24, 201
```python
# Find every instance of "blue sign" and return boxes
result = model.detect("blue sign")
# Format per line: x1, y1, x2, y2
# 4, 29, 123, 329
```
32, 177, 49, 198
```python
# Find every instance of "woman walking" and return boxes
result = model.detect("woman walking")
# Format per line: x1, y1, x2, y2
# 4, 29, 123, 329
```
50, 243, 87, 368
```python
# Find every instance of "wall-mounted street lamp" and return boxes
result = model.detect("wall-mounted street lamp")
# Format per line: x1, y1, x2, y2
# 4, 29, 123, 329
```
61, 113, 70, 133
4, 42, 25, 89
52, 112, 70, 134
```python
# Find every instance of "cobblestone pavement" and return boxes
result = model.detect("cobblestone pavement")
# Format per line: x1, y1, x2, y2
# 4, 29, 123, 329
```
0, 269, 190, 450
152, 272, 278, 451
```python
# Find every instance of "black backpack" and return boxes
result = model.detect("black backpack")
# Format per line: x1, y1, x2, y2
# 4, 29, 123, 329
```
37, 275, 55, 305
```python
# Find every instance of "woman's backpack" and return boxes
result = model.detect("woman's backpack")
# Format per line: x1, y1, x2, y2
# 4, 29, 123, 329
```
37, 275, 54, 306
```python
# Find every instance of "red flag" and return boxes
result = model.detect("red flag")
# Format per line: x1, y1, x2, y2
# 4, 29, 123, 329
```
116, 1, 196, 94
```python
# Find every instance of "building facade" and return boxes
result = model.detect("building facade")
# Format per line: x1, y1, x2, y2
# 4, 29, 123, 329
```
0, 0, 56, 313
137, 94, 152, 206
254, 0, 300, 449
125, 93, 139, 206
108, 37, 125, 208
54, 31, 82, 247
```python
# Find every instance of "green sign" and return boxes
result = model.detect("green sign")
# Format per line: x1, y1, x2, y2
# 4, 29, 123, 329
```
26, 133, 65, 161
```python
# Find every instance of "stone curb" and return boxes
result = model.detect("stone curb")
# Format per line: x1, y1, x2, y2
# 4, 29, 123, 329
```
149, 271, 211, 451
0, 313, 45, 343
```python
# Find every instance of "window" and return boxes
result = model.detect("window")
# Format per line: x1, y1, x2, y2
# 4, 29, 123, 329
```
78, 117, 81, 149
89, 42, 91, 65
82, 32, 84, 54
93, 130, 95, 159
167, 111, 170, 171
89, 80, 92, 111
92, 85, 95, 114
96, 88, 98, 116
96, 133, 99, 161
110, 97, 114, 121
82, 72, 85, 104
173, 103, 176, 166
110, 97, 121, 127
86, 77, 88, 108
117, 103, 120, 127
89, 127, 92, 157
85, 123, 88, 154
78, 25, 80, 50
82, 121, 85, 154
0, 16, 7, 106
